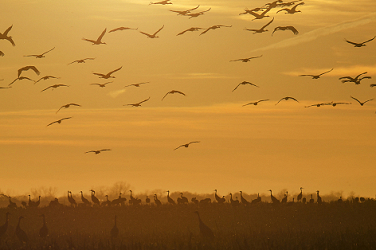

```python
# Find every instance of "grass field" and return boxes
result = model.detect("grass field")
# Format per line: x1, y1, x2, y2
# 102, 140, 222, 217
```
0, 199, 376, 250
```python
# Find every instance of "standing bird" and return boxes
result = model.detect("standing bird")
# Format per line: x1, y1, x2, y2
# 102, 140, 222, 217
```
0, 212, 9, 238
345, 36, 375, 47
162, 90, 185, 100
176, 27, 203, 36
85, 149, 111, 154
244, 18, 274, 34
239, 191, 249, 205
125, 97, 151, 107
297, 187, 303, 202
39, 214, 48, 238
41, 84, 69, 92
17, 65, 40, 78
174, 141, 200, 150
230, 55, 262, 62
68, 58, 95, 65
154, 194, 162, 206
145, 196, 151, 205
0, 25, 15, 46
93, 66, 122, 79
139, 25, 164, 38
47, 117, 72, 127
276, 96, 299, 105
56, 103, 81, 114
67, 191, 77, 207
90, 190, 100, 206
268, 190, 280, 203
242, 99, 269, 107
80, 191, 92, 206
111, 215, 119, 239
194, 211, 214, 241
82, 28, 107, 45
214, 189, 226, 203
299, 68, 333, 79
16, 216, 28, 243
316, 190, 322, 204
350, 96, 373, 106
281, 191, 288, 203
276, 2, 304, 14
200, 25, 232, 36
166, 190, 176, 204
24, 47, 55, 58
232, 81, 259, 91
272, 26, 299, 35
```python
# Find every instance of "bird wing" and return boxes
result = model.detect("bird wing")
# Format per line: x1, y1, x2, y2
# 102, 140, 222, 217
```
350, 96, 361, 104
288, 97, 299, 102
188, 141, 200, 145
42, 47, 55, 55
46, 120, 58, 126
355, 72, 367, 79
175, 90, 186, 96
56, 106, 64, 114
174, 145, 185, 150
82, 38, 97, 43
242, 102, 255, 107
41, 86, 52, 92
187, 5, 200, 11
61, 117, 73, 121
232, 83, 241, 92
261, 17, 274, 29
18, 66, 40, 77
139, 31, 152, 37
93, 73, 106, 77
299, 74, 314, 77
200, 27, 212, 35
85, 150, 96, 154
319, 68, 334, 76
345, 39, 359, 46
287, 26, 299, 34
100, 149, 111, 152
276, 8, 288, 13
363, 36, 375, 44
3, 25, 13, 36
153, 25, 164, 36
97, 28, 107, 42
139, 97, 151, 104
107, 66, 123, 76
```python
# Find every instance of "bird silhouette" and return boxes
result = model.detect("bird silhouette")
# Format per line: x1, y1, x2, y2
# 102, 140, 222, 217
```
177, 193, 189, 204
327, 101, 351, 107
299, 68, 333, 79
154, 194, 162, 206
239, 7, 267, 15
276, 2, 304, 14
239, 191, 250, 205
90, 190, 100, 206
162, 90, 186, 100
85, 149, 111, 154
0, 212, 9, 238
268, 190, 280, 203
304, 102, 331, 108
34, 75, 60, 84
0, 51, 3, 57
345, 36, 375, 47
281, 191, 288, 203
174, 141, 200, 150
39, 214, 48, 238
16, 216, 28, 243
8, 76, 35, 86
41, 84, 69, 92
145, 196, 151, 204
177, 27, 203, 36
149, 0, 172, 5
47, 117, 72, 127
230, 55, 262, 62
276, 96, 299, 105
109, 27, 138, 33
139, 25, 164, 38
56, 103, 81, 114
251, 193, 261, 204
350, 96, 373, 106
242, 99, 269, 107
200, 25, 232, 36
125, 97, 151, 107
232, 81, 259, 91
24, 47, 55, 58
214, 189, 226, 203
245, 18, 274, 34
68, 191, 77, 207
185, 8, 211, 18
169, 5, 200, 15
194, 211, 215, 241
246, 6, 273, 20
80, 191, 92, 206
18, 65, 40, 78
111, 215, 119, 238
68, 58, 95, 65
91, 81, 113, 88
83, 28, 107, 45
297, 187, 303, 202
339, 72, 371, 85
0, 25, 15, 46
316, 190, 322, 204
229, 193, 240, 206
166, 190, 176, 204
272, 26, 299, 35
93, 66, 122, 79
124, 82, 149, 87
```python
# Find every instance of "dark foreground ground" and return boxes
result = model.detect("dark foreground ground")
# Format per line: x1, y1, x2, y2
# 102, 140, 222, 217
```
0, 200, 376, 250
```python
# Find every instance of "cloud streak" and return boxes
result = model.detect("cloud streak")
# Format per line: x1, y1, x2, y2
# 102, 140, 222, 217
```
250, 12, 376, 53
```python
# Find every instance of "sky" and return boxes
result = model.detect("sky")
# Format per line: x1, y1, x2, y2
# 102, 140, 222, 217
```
1, 0, 376, 200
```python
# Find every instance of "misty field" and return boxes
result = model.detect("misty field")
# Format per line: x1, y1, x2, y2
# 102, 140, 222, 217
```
1, 200, 376, 250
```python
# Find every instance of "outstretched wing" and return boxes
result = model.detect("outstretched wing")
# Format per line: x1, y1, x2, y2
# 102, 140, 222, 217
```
153, 25, 164, 36
139, 97, 151, 104
319, 68, 334, 76
232, 83, 241, 92
108, 66, 123, 75
97, 28, 107, 42
199, 27, 212, 35
350, 96, 361, 104
363, 36, 375, 44
345, 39, 359, 46
3, 25, 13, 36
261, 17, 274, 29
42, 47, 55, 55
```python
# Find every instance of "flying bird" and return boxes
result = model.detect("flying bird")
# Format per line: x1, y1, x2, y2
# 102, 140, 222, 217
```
68, 58, 95, 65
124, 82, 149, 87
162, 90, 186, 100
24, 47, 55, 58
47, 117, 72, 127
169, 5, 200, 15
0, 25, 15, 46
299, 68, 333, 79
34, 75, 60, 84
304, 102, 331, 108
246, 6, 273, 20
174, 141, 200, 150
41, 84, 69, 92
125, 97, 151, 107
200, 25, 232, 36
345, 36, 375, 47
350, 96, 373, 106
83, 28, 107, 45
339, 72, 371, 85
272, 26, 299, 35
232, 81, 259, 91
17, 65, 40, 77
276, 96, 299, 105
239, 7, 267, 15
149, 0, 172, 5
93, 66, 122, 79
185, 8, 211, 18
8, 76, 35, 86
276, 2, 304, 14
242, 99, 269, 107
109, 27, 138, 33
56, 103, 81, 114
230, 55, 262, 62
177, 27, 203, 36
328, 101, 351, 107
244, 18, 274, 34
90, 81, 112, 87
139, 25, 164, 38
85, 149, 111, 154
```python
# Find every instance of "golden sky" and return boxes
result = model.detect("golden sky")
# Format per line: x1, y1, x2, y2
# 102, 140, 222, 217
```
1, 0, 376, 199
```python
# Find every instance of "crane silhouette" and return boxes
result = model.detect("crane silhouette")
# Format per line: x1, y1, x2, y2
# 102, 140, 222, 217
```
251, 193, 261, 204
47, 117, 72, 127
297, 187, 303, 202
0, 25, 15, 46
176, 27, 203, 36
39, 214, 48, 238
109, 26, 138, 33
229, 193, 240, 206
230, 55, 262, 62
272, 26, 299, 35
68, 191, 77, 207
299, 68, 333, 79
80, 191, 92, 206
125, 97, 151, 107
246, 6, 272, 20
111, 215, 119, 239
242, 99, 269, 107
16, 216, 28, 243
93, 66, 122, 79
177, 193, 189, 204
199, 25, 232, 36
68, 58, 95, 65
345, 36, 375, 47
276, 2, 304, 14
139, 25, 164, 38
350, 96, 373, 106
232, 81, 259, 91
340, 72, 371, 85
90, 190, 100, 206
239, 191, 250, 205
174, 141, 200, 150
169, 5, 200, 15
281, 191, 288, 203
276, 96, 299, 105
85, 149, 111, 154
268, 190, 280, 203
56, 103, 81, 114
34, 75, 61, 84
17, 65, 40, 78
245, 18, 274, 34
83, 28, 107, 45
154, 194, 162, 206
91, 81, 113, 88
145, 196, 151, 205
124, 82, 149, 88
214, 189, 226, 203
162, 90, 186, 100
185, 8, 211, 18
316, 190, 322, 204
0, 212, 9, 238
166, 190, 176, 204
194, 211, 215, 241
149, 0, 172, 5
8, 76, 35, 86
24, 47, 55, 58
41, 84, 69, 92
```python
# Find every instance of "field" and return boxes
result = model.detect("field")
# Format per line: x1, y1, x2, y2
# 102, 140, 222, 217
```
1, 199, 376, 250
